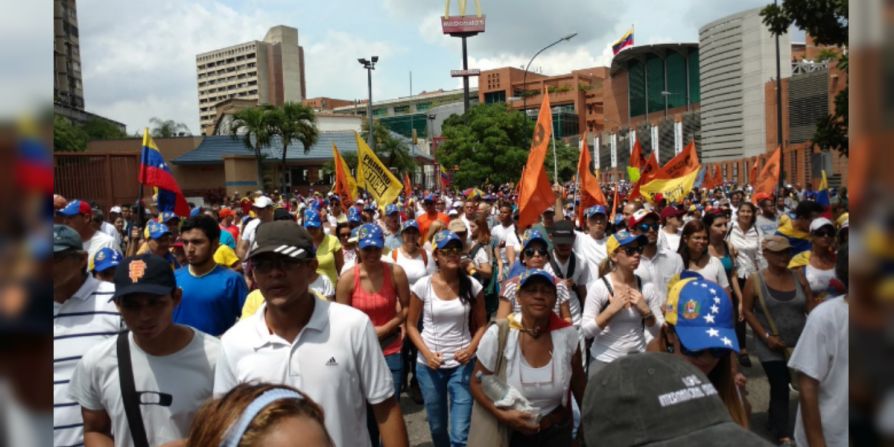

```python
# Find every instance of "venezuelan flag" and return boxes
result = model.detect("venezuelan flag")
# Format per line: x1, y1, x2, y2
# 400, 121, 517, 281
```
140, 129, 190, 217
612, 28, 634, 55
815, 170, 830, 208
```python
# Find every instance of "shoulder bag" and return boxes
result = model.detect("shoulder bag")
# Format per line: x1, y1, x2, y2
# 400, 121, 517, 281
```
117, 331, 150, 447
467, 319, 511, 447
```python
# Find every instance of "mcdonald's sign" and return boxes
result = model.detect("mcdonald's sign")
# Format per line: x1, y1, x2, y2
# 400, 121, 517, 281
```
442, 0, 485, 35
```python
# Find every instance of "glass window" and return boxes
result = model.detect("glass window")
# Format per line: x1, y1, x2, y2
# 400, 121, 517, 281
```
628, 60, 646, 117
688, 49, 700, 104
646, 55, 665, 115
393, 105, 410, 114
484, 91, 506, 104
415, 102, 432, 112
666, 52, 687, 109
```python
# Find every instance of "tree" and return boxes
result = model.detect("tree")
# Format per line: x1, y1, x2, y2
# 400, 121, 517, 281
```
268, 102, 319, 193
362, 121, 416, 176
230, 106, 274, 190
82, 118, 126, 140
761, 0, 848, 156
436, 104, 534, 189
545, 139, 580, 184
149, 117, 191, 138
53, 116, 88, 152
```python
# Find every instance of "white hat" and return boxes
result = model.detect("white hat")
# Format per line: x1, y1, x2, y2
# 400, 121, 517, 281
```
252, 196, 274, 209
109, 206, 122, 214
356, 198, 366, 205
448, 209, 459, 216
809, 217, 834, 233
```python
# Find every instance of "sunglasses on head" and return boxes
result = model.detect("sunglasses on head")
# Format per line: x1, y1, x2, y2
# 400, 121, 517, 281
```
620, 244, 644, 256
524, 247, 549, 258
637, 222, 659, 232
680, 344, 729, 359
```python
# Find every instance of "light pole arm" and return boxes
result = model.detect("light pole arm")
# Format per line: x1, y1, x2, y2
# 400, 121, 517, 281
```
521, 33, 576, 114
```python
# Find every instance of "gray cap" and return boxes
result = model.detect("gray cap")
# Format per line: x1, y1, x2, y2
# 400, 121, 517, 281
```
53, 224, 82, 253
582, 353, 771, 447
249, 221, 315, 260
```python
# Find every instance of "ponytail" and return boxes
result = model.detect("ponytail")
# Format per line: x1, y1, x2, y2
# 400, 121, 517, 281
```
598, 257, 613, 278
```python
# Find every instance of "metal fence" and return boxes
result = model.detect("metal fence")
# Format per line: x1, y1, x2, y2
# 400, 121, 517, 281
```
54, 153, 142, 212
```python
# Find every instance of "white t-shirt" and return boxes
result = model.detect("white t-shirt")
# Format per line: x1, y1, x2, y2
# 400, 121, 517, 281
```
100, 221, 123, 248
68, 329, 220, 447
476, 322, 579, 417
580, 275, 664, 363
573, 231, 607, 274
756, 214, 779, 237
491, 224, 520, 265
392, 248, 436, 287
54, 277, 121, 447
83, 231, 117, 265
411, 275, 483, 369
214, 300, 394, 447
657, 227, 681, 253
310, 273, 335, 300
240, 218, 262, 248
634, 248, 684, 303
542, 254, 589, 327
789, 297, 848, 447
687, 256, 730, 290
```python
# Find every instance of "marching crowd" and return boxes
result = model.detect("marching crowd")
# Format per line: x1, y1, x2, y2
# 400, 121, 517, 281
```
53, 181, 848, 447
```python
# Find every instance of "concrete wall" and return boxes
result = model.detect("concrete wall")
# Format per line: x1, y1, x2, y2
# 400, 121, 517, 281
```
224, 155, 260, 196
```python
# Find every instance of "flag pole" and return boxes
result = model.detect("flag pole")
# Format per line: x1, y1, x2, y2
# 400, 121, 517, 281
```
551, 121, 559, 186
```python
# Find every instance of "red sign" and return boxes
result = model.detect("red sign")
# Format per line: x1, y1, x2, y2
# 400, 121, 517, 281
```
450, 69, 481, 77
441, 15, 486, 35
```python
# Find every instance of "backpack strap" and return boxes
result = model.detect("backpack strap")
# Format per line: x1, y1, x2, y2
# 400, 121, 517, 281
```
117, 331, 150, 447
548, 254, 565, 279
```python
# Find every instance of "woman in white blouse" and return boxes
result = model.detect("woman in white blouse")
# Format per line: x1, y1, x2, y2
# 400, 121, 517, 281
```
581, 230, 664, 378
726, 201, 762, 366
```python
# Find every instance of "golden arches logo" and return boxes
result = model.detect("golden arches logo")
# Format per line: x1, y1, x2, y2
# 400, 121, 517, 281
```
443, 0, 483, 18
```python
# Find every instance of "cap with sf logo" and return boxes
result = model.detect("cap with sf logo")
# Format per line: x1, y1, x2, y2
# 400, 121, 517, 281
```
111, 254, 177, 300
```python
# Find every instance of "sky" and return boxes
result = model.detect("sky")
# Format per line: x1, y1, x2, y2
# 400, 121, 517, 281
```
74, 0, 802, 134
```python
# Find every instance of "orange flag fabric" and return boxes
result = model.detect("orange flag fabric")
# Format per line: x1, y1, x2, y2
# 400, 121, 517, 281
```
332, 144, 357, 203
576, 131, 607, 224
403, 173, 413, 199
749, 157, 759, 184
703, 164, 718, 190
653, 141, 700, 180
517, 89, 556, 230
629, 151, 659, 200
754, 146, 782, 197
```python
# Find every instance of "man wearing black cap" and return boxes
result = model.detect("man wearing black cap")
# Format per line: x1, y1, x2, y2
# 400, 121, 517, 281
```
53, 224, 122, 447
68, 254, 220, 447
547, 220, 588, 328
214, 221, 409, 447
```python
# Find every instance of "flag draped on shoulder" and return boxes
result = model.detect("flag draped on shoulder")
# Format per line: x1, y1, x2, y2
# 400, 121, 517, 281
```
576, 131, 607, 224
815, 169, 830, 208
639, 141, 701, 203
517, 89, 556, 230
754, 146, 781, 197
354, 132, 402, 209
139, 128, 189, 216
332, 144, 357, 203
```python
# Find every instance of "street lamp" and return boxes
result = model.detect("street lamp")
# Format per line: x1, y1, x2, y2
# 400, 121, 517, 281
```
358, 56, 379, 150
522, 33, 577, 117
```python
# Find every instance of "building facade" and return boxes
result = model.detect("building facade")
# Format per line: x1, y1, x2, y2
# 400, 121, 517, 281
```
699, 7, 792, 162
196, 25, 306, 135
54, 0, 84, 110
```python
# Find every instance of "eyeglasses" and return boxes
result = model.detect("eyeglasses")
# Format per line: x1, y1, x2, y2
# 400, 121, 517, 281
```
812, 229, 835, 238
524, 248, 548, 258
637, 223, 659, 232
438, 246, 463, 257
251, 256, 312, 274
620, 245, 644, 256
680, 344, 729, 359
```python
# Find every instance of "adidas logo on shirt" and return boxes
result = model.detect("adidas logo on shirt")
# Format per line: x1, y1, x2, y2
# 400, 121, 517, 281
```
325, 357, 338, 366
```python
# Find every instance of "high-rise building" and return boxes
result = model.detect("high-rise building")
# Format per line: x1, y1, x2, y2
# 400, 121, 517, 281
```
699, 8, 791, 162
196, 25, 306, 135
54, 0, 84, 110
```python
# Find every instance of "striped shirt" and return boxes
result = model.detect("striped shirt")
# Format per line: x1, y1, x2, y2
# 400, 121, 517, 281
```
54, 276, 121, 447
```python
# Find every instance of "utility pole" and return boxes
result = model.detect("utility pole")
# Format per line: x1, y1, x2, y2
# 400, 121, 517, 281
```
774, 0, 784, 192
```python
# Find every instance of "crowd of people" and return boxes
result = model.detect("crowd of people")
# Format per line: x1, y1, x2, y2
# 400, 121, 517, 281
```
53, 180, 848, 447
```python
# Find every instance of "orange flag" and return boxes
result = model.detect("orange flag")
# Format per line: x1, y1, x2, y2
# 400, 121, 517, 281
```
749, 157, 759, 184
703, 164, 718, 190
517, 89, 556, 230
712, 164, 723, 188
652, 140, 700, 180
576, 131, 607, 224
629, 151, 659, 200
403, 173, 413, 199
332, 144, 357, 203
754, 146, 782, 196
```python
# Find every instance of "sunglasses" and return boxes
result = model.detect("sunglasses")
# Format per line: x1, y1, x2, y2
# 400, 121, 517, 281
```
524, 248, 549, 258
438, 246, 463, 256
681, 344, 729, 359
620, 245, 645, 256
251, 256, 312, 274
812, 229, 835, 238
338, 232, 351, 239
637, 223, 659, 232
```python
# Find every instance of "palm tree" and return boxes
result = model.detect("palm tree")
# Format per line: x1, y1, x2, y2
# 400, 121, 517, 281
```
149, 117, 191, 138
268, 102, 319, 193
229, 106, 274, 190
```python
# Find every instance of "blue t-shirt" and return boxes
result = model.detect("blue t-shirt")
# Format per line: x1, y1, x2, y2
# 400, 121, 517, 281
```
173, 265, 248, 336
219, 230, 236, 250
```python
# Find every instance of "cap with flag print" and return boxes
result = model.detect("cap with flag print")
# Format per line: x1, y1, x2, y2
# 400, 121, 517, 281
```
664, 272, 739, 353
140, 129, 189, 217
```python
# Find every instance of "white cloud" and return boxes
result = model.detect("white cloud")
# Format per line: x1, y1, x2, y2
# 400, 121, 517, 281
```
303, 31, 400, 100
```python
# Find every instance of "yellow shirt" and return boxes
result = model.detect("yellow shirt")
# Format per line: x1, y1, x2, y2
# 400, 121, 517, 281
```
241, 289, 327, 319
214, 244, 240, 268
315, 234, 342, 285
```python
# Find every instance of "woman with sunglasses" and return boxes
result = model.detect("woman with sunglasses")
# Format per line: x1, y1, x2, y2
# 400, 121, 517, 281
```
406, 230, 487, 447
742, 235, 815, 446
647, 273, 750, 427
582, 230, 663, 378
335, 223, 410, 447
677, 219, 731, 296
495, 229, 572, 324
305, 209, 344, 286
471, 269, 586, 446
790, 217, 838, 302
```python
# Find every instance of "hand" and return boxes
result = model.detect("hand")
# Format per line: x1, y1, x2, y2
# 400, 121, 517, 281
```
501, 409, 539, 436
425, 352, 444, 369
130, 226, 142, 241
734, 372, 747, 388
626, 288, 651, 315
765, 335, 786, 351
606, 291, 626, 314
563, 278, 575, 289
454, 348, 474, 365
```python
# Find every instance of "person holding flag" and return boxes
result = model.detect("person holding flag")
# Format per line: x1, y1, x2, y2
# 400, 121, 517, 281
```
139, 128, 190, 218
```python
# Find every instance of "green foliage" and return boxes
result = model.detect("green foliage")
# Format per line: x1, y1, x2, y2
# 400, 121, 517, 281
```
149, 117, 191, 138
436, 104, 534, 189
360, 120, 416, 176
82, 118, 127, 140
268, 102, 319, 192
53, 116, 88, 152
545, 140, 579, 183
230, 106, 275, 190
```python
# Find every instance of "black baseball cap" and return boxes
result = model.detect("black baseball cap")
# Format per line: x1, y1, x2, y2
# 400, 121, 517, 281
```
582, 353, 771, 447
112, 254, 177, 300
549, 220, 575, 245
248, 220, 315, 260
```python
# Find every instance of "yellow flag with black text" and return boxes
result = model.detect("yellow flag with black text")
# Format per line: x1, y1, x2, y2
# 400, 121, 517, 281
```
354, 132, 403, 209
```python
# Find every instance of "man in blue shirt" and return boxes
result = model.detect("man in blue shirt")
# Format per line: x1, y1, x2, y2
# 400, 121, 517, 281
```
173, 215, 248, 336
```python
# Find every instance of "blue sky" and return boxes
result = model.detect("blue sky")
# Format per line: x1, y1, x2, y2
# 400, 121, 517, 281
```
74, 0, 800, 134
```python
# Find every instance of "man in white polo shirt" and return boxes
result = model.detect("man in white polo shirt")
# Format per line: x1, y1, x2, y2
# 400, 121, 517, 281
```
214, 221, 409, 447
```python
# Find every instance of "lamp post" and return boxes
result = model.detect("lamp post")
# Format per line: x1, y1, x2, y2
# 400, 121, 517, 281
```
358, 56, 379, 150
521, 33, 577, 118
774, 0, 784, 193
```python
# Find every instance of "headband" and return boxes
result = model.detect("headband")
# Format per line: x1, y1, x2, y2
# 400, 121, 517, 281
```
220, 388, 304, 447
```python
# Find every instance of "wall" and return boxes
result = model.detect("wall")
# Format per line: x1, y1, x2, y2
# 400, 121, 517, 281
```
224, 155, 260, 196
85, 136, 203, 188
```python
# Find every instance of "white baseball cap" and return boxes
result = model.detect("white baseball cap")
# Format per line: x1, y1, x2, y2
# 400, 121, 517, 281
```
252, 196, 274, 209
809, 217, 834, 233
109, 206, 122, 214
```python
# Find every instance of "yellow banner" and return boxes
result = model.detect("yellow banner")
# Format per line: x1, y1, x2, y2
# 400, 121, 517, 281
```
354, 132, 403, 209
640, 166, 701, 204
